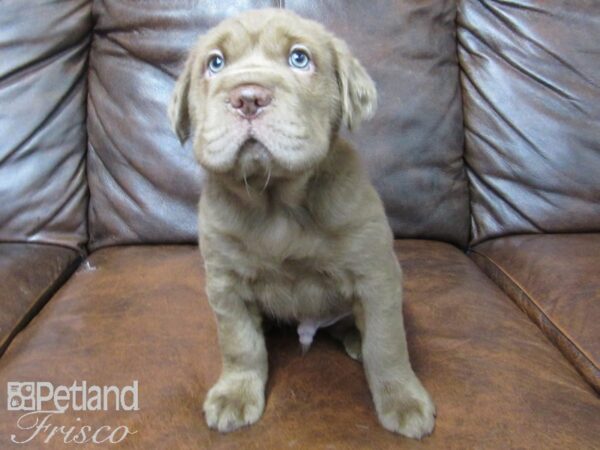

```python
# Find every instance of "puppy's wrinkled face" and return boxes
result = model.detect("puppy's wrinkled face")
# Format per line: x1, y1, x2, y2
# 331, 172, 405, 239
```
170, 9, 376, 182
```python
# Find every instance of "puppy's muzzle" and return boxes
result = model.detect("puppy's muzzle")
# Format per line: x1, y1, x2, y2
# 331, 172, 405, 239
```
229, 84, 273, 119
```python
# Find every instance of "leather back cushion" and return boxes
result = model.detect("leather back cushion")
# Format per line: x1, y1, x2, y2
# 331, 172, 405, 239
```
458, 0, 600, 245
87, 0, 469, 250
0, 0, 91, 249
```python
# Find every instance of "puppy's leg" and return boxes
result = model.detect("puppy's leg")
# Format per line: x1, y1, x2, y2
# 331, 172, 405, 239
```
354, 256, 435, 439
203, 282, 267, 433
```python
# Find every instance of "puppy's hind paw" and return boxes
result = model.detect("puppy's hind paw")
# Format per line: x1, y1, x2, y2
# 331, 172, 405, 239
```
203, 373, 265, 433
375, 379, 436, 440
342, 328, 362, 361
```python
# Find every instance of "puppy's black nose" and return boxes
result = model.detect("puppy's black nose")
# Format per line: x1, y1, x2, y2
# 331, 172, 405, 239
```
229, 84, 272, 118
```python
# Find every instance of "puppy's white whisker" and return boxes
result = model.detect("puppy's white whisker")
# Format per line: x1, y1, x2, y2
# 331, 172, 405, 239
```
260, 166, 272, 194
243, 169, 252, 199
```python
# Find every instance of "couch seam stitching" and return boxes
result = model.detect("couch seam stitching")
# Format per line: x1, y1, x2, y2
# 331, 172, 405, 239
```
471, 249, 599, 373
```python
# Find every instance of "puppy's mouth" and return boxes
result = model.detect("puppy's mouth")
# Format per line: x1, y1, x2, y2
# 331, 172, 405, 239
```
234, 138, 273, 181
238, 138, 271, 164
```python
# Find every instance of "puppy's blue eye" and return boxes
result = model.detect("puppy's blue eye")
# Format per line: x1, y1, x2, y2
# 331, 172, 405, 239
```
208, 53, 225, 73
288, 48, 310, 70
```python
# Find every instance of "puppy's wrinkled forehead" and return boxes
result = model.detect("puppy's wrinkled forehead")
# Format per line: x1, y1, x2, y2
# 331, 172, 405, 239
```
198, 10, 333, 67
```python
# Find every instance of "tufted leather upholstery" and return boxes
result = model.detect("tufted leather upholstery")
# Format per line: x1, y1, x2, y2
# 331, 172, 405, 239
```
0, 0, 91, 249
458, 0, 600, 244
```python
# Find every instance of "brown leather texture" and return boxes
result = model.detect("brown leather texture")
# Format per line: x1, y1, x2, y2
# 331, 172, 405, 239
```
0, 0, 91, 249
458, 0, 600, 245
0, 241, 598, 449
0, 243, 80, 356
471, 234, 600, 393
86, 0, 469, 250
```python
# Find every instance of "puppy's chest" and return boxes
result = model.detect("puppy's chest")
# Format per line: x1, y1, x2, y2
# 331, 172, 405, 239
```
230, 211, 354, 319
246, 256, 354, 320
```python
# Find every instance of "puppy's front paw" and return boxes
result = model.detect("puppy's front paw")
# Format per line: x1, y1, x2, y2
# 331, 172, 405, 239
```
203, 372, 265, 433
374, 379, 436, 439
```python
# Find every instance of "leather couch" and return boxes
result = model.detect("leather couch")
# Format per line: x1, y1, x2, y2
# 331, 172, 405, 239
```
1, 1, 598, 448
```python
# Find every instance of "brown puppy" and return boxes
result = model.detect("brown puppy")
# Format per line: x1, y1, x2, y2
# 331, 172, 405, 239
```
169, 8, 435, 439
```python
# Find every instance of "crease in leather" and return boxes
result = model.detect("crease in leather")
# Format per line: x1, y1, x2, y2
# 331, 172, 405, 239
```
470, 248, 600, 390
0, 45, 88, 167
34, 154, 88, 239
485, 1, 547, 15
86, 139, 151, 249
466, 163, 543, 234
102, 33, 177, 80
469, 151, 569, 222
0, 239, 87, 255
0, 247, 83, 358
87, 108, 149, 217
461, 21, 581, 109
479, 0, 599, 90
0, 1, 90, 83
459, 44, 555, 169
0, 39, 85, 93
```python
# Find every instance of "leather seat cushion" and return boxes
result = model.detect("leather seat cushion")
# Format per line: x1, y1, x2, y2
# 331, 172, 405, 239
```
471, 234, 600, 392
0, 243, 80, 356
0, 241, 598, 448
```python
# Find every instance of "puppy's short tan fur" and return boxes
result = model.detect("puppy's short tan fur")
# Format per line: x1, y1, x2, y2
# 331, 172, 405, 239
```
170, 8, 435, 439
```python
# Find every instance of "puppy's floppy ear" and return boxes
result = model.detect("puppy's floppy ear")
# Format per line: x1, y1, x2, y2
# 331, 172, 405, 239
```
332, 37, 377, 130
168, 51, 195, 143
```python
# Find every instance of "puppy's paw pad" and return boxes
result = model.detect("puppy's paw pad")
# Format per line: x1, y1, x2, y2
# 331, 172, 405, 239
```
203, 375, 264, 433
376, 382, 436, 440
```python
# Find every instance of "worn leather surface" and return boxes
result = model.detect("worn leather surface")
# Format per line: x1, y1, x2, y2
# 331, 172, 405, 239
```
0, 0, 91, 249
87, 0, 469, 250
471, 234, 600, 393
0, 241, 597, 449
0, 243, 80, 357
458, 0, 600, 245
